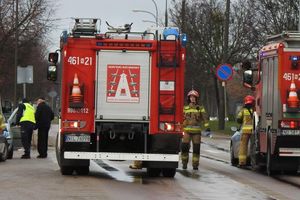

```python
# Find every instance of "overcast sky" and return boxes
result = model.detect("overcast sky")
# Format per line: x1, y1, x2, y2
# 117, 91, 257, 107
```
48, 0, 171, 51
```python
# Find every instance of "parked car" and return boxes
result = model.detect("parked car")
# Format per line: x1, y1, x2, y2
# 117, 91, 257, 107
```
6, 108, 22, 152
0, 101, 15, 161
230, 126, 250, 166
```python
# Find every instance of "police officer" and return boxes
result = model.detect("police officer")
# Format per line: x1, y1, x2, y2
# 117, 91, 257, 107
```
181, 89, 209, 170
16, 98, 36, 159
237, 95, 255, 167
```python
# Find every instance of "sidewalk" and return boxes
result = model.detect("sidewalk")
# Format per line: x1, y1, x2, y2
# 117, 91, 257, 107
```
201, 131, 231, 152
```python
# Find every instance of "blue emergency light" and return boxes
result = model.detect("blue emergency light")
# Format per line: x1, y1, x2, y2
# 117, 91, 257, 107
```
181, 33, 187, 47
291, 56, 299, 61
163, 28, 179, 39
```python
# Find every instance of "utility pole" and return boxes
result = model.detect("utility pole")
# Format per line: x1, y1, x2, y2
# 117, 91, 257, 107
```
218, 0, 230, 130
299, 0, 300, 31
182, 0, 186, 33
14, 0, 19, 108
165, 0, 168, 27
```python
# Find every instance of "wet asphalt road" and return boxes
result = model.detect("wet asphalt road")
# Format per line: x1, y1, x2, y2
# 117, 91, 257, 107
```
0, 126, 299, 200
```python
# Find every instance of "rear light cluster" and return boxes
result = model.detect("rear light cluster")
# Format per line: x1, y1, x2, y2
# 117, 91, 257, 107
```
62, 120, 86, 129
159, 122, 181, 132
279, 120, 300, 129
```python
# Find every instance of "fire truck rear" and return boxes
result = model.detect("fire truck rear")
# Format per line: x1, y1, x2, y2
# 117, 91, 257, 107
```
47, 19, 186, 177
243, 32, 300, 175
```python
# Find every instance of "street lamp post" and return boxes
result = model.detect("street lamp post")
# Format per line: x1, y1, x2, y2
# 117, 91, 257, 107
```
151, 0, 158, 27
132, 9, 158, 26
132, 0, 158, 27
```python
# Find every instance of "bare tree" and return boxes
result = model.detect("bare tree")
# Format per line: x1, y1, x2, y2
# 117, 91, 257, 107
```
170, 0, 262, 128
0, 0, 55, 105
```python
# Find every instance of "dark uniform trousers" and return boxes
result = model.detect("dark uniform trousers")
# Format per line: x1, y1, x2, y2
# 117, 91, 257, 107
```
20, 121, 35, 156
37, 127, 50, 157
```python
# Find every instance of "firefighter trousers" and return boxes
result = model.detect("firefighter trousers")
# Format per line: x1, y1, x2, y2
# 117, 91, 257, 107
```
238, 133, 251, 165
181, 132, 201, 169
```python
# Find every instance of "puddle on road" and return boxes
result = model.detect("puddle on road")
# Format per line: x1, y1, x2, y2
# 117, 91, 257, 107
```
93, 160, 144, 184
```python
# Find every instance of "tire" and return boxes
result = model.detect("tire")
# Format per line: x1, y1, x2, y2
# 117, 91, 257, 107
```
7, 144, 13, 159
266, 131, 278, 176
162, 168, 176, 178
76, 166, 90, 175
61, 166, 74, 175
250, 134, 258, 171
0, 143, 8, 162
147, 168, 161, 177
230, 143, 238, 166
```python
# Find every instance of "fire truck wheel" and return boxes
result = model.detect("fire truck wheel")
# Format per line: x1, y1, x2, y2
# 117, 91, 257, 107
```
230, 142, 238, 166
250, 134, 258, 171
61, 166, 74, 175
76, 166, 90, 175
266, 135, 279, 176
147, 168, 161, 177
162, 168, 176, 178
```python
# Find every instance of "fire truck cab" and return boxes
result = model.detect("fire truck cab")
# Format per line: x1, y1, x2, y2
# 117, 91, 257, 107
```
243, 32, 300, 175
48, 19, 186, 177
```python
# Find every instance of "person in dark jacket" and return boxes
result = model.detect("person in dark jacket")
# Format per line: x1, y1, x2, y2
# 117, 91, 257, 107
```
16, 98, 36, 159
35, 97, 54, 158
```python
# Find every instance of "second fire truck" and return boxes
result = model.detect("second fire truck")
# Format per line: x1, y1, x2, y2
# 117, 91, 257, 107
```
48, 19, 186, 177
243, 32, 300, 175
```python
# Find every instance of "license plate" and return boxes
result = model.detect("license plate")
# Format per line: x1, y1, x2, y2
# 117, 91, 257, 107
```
65, 135, 90, 142
281, 130, 300, 136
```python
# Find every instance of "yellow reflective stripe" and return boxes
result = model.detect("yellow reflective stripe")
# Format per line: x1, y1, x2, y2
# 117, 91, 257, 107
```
183, 127, 202, 132
184, 109, 199, 113
204, 123, 209, 128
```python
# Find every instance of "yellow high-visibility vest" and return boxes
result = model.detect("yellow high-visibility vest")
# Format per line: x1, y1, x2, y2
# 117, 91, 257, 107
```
20, 103, 36, 124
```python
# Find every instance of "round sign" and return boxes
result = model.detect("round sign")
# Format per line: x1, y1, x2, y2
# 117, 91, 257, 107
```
216, 64, 233, 81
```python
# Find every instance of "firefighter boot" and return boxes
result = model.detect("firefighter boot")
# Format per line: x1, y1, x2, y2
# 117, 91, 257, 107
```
192, 143, 200, 170
181, 142, 190, 170
129, 160, 142, 169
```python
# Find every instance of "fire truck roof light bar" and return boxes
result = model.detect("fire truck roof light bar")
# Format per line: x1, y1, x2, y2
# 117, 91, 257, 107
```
64, 152, 179, 162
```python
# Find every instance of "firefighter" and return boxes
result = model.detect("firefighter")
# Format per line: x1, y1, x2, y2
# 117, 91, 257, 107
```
237, 95, 255, 167
0, 113, 6, 133
181, 89, 209, 170
129, 160, 142, 169
16, 98, 36, 159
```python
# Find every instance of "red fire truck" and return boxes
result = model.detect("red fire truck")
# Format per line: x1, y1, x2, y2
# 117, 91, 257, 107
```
243, 32, 300, 175
47, 19, 186, 177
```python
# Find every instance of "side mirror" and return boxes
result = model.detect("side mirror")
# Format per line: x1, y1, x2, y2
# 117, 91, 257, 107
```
48, 52, 59, 64
243, 70, 253, 85
47, 65, 57, 81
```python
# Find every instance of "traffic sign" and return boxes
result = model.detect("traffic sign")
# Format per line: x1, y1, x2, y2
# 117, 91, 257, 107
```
216, 64, 233, 81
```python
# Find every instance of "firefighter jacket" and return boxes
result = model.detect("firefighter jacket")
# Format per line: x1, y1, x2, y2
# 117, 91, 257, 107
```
0, 114, 6, 132
20, 103, 36, 124
183, 103, 209, 134
236, 107, 253, 134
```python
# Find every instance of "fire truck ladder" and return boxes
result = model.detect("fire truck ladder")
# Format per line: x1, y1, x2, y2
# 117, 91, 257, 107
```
157, 37, 179, 131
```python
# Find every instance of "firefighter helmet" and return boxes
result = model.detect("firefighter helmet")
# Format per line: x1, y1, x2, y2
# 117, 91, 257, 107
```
244, 95, 255, 105
187, 89, 199, 98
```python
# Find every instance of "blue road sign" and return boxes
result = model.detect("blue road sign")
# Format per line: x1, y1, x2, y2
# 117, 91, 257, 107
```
216, 64, 233, 81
